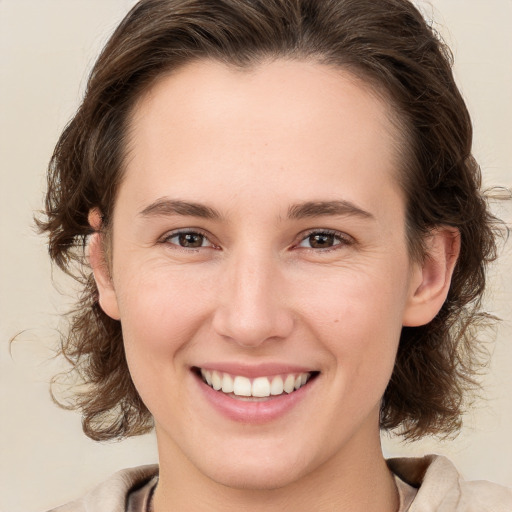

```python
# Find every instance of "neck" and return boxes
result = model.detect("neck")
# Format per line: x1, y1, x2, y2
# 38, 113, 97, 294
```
153, 426, 398, 512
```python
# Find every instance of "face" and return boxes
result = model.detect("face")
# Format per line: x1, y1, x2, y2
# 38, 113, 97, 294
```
95, 59, 429, 490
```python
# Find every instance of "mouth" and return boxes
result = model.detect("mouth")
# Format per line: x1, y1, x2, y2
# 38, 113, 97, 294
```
194, 367, 319, 401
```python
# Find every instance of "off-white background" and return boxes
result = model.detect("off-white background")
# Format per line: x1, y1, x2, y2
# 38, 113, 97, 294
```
0, 1, 511, 511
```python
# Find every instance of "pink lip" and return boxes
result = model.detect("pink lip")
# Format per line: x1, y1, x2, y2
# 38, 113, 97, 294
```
193, 370, 317, 424
194, 362, 314, 378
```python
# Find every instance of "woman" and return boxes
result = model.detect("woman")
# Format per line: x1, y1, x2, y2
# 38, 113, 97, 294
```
37, 0, 511, 510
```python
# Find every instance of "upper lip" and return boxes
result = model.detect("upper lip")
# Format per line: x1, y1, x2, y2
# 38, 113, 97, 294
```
192, 362, 317, 378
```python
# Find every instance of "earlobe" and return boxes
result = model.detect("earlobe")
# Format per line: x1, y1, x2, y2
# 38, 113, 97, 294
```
88, 209, 121, 321
402, 227, 460, 327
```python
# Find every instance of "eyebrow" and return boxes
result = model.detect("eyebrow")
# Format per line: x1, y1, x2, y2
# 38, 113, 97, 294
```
287, 200, 374, 220
138, 198, 374, 222
139, 198, 222, 219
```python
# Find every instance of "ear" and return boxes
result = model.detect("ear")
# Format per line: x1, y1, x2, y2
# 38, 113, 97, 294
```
402, 227, 460, 327
88, 208, 121, 320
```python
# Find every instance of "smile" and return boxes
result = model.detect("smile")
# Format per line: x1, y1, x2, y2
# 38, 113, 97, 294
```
193, 366, 319, 423
199, 368, 315, 399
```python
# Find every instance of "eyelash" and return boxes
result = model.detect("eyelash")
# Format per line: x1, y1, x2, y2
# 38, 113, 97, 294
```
159, 228, 354, 253
295, 229, 354, 252
159, 229, 217, 251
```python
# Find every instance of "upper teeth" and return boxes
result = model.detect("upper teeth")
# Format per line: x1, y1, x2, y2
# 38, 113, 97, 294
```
200, 369, 311, 398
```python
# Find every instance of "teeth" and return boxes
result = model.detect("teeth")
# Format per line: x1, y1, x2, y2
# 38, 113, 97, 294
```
270, 376, 284, 395
221, 373, 234, 393
200, 369, 312, 398
283, 374, 295, 393
211, 370, 222, 391
233, 376, 252, 396
201, 368, 212, 386
252, 377, 271, 397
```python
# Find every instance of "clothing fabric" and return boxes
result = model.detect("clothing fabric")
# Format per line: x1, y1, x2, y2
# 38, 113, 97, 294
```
395, 474, 417, 511
387, 455, 512, 511
46, 455, 512, 512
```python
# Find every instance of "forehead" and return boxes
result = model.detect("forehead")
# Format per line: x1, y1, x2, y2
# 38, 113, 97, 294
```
130, 58, 400, 142
121, 59, 405, 219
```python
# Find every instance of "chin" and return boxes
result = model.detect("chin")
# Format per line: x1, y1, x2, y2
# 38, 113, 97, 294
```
182, 436, 313, 491
205, 460, 307, 491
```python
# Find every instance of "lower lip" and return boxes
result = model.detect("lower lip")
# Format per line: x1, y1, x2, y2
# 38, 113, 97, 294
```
194, 372, 316, 424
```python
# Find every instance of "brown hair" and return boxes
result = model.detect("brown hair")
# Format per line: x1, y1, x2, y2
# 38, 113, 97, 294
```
39, 0, 503, 441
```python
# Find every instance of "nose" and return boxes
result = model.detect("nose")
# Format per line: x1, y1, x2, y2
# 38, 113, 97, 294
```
211, 250, 294, 348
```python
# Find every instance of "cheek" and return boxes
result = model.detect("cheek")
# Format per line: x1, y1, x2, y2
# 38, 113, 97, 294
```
299, 261, 408, 333
296, 264, 408, 383
112, 267, 214, 424
113, 265, 212, 376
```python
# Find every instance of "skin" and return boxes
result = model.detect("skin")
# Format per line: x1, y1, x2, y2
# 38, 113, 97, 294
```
90, 59, 459, 511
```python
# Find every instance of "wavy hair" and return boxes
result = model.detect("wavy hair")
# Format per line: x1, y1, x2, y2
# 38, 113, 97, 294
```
38, 0, 504, 441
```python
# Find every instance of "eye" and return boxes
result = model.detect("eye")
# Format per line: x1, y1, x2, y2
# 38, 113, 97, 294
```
297, 230, 352, 250
164, 230, 214, 249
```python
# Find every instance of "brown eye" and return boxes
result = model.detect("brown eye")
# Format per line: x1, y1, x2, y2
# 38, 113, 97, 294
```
298, 230, 350, 250
178, 232, 205, 247
308, 233, 335, 248
165, 231, 212, 249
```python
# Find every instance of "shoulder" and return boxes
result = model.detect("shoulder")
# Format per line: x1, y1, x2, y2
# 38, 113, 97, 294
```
45, 464, 159, 512
388, 455, 512, 512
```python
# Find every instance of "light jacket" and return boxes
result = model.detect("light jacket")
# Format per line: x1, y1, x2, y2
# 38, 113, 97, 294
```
47, 455, 512, 512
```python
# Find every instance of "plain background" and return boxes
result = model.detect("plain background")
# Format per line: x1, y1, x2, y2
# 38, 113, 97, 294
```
0, 1, 511, 511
